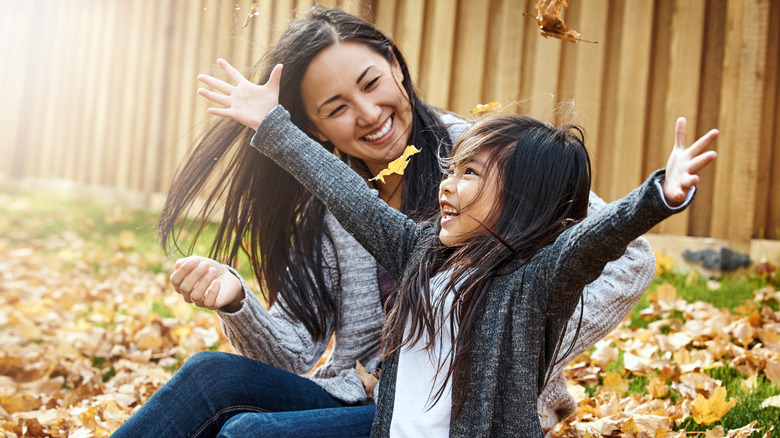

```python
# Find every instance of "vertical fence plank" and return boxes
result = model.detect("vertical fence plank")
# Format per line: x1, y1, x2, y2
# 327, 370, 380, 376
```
418, 0, 456, 109
592, 0, 623, 194
395, 0, 425, 85
656, 0, 706, 236
713, 0, 770, 250
483, 0, 526, 108
690, 0, 726, 237
607, 0, 654, 202
374, 0, 397, 38
563, 0, 608, 168
754, 0, 780, 240
449, 0, 491, 115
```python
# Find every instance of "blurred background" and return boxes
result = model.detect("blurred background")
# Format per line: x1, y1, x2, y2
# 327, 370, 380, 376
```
0, 0, 778, 259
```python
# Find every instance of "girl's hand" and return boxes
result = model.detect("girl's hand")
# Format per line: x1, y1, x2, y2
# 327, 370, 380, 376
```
197, 59, 283, 131
170, 255, 244, 311
663, 117, 719, 207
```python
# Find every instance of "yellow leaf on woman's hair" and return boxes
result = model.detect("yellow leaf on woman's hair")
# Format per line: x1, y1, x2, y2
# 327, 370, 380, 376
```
369, 145, 421, 184
691, 386, 736, 426
469, 101, 502, 115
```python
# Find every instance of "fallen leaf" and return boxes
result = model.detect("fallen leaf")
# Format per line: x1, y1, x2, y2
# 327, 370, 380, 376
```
691, 386, 736, 426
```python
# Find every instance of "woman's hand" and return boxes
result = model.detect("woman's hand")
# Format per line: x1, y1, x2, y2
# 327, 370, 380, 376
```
170, 255, 244, 311
197, 59, 283, 131
663, 117, 719, 207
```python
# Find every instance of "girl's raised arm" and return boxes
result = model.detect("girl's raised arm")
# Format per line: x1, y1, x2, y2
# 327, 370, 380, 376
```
197, 59, 282, 131
662, 117, 719, 206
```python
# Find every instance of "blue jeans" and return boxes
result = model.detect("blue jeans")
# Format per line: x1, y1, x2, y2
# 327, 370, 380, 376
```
111, 351, 375, 438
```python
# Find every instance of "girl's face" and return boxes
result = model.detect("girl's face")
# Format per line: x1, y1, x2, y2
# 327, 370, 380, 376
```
300, 42, 413, 177
438, 149, 500, 247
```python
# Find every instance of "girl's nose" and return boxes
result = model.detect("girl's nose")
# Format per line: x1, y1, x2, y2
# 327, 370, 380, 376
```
440, 176, 455, 194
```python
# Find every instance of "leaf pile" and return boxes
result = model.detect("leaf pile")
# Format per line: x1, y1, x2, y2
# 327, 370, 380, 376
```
552, 282, 780, 437
0, 194, 234, 437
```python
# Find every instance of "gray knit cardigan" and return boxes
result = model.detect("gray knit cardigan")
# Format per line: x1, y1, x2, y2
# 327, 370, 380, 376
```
219, 107, 656, 431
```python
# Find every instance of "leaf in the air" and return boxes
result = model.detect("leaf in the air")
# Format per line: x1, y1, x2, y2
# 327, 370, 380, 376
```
241, 3, 260, 29
369, 145, 421, 184
469, 101, 502, 115
534, 0, 596, 43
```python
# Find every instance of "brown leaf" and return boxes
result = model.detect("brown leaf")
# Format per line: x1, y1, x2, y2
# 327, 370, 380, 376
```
355, 360, 379, 401
533, 0, 596, 43
241, 3, 260, 29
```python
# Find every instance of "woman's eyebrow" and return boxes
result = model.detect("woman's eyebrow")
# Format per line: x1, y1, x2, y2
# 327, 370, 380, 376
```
356, 65, 375, 84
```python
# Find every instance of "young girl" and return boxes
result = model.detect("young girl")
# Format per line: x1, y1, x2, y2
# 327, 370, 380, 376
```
195, 64, 718, 436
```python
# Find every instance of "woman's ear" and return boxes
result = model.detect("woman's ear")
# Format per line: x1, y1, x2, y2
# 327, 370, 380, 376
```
307, 124, 329, 142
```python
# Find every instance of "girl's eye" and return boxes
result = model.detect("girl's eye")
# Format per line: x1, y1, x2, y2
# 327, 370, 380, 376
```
465, 167, 478, 176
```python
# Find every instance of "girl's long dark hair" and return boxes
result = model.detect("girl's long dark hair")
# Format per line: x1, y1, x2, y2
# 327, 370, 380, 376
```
384, 115, 592, 416
158, 7, 452, 340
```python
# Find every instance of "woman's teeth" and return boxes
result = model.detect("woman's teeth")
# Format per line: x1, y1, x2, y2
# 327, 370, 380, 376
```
362, 117, 393, 142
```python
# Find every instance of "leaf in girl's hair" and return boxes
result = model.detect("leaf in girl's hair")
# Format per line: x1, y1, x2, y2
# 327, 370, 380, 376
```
691, 386, 736, 425
369, 145, 421, 184
241, 3, 260, 29
469, 101, 502, 115
534, 0, 597, 43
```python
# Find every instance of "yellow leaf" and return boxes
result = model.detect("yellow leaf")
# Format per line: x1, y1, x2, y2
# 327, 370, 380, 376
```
0, 394, 42, 414
646, 377, 669, 398
369, 145, 421, 184
654, 251, 674, 275
469, 101, 502, 115
620, 417, 641, 434
602, 372, 628, 396
691, 386, 736, 426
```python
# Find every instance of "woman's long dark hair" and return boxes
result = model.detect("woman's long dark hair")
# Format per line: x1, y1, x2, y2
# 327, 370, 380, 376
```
157, 7, 452, 341
385, 114, 592, 415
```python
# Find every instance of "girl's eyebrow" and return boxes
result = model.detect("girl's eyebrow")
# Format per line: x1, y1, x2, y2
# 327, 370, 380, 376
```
316, 66, 376, 113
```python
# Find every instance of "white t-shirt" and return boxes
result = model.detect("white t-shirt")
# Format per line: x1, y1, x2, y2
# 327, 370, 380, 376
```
390, 271, 459, 438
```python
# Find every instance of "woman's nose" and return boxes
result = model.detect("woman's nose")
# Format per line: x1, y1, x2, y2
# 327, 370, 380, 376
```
355, 97, 382, 127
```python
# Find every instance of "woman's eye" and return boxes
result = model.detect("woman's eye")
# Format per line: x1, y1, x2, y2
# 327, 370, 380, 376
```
364, 77, 380, 91
465, 167, 478, 176
328, 105, 346, 117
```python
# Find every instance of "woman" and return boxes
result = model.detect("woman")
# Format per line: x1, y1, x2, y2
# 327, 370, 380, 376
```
113, 6, 654, 437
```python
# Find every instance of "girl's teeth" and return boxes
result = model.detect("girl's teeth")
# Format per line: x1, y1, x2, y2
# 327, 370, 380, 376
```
362, 117, 393, 142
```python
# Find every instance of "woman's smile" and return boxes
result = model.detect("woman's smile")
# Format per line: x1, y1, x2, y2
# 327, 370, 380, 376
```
361, 115, 395, 143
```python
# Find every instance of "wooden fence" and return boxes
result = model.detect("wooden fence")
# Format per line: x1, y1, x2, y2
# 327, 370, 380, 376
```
0, 0, 778, 256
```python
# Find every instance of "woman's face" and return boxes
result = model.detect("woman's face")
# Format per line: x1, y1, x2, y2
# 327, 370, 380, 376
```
300, 42, 413, 176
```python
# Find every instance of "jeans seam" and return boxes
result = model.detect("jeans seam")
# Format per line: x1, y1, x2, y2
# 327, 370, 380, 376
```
190, 405, 270, 438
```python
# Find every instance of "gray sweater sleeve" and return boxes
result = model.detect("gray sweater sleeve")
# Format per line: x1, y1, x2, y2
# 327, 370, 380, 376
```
215, 234, 338, 374
250, 106, 426, 283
